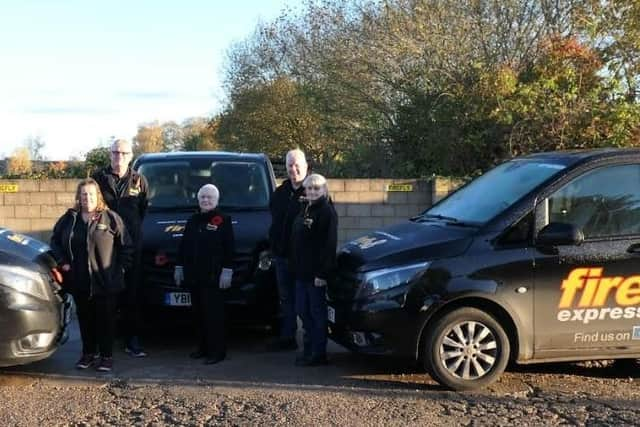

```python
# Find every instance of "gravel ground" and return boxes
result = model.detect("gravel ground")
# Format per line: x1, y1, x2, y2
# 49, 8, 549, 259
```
2, 320, 639, 426
1, 364, 639, 426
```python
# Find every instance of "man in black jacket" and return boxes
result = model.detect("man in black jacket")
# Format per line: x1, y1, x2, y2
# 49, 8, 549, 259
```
92, 138, 149, 357
267, 148, 309, 351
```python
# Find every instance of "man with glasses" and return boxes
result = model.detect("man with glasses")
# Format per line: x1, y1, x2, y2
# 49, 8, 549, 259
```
93, 139, 149, 357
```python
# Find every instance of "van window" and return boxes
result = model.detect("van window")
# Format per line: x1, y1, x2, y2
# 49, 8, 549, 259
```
426, 160, 565, 224
139, 159, 270, 210
547, 164, 640, 238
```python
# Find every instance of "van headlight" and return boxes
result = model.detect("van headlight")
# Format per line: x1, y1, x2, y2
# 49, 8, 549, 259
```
357, 262, 430, 298
0, 265, 52, 301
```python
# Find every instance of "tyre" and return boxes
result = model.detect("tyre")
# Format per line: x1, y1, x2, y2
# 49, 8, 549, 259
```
424, 307, 510, 391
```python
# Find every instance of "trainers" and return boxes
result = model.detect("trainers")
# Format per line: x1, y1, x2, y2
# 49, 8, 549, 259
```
265, 338, 298, 352
125, 346, 148, 358
75, 354, 97, 369
96, 357, 113, 372
125, 337, 148, 358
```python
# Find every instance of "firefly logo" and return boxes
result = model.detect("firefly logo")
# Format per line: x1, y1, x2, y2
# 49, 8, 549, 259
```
557, 268, 640, 324
164, 225, 185, 233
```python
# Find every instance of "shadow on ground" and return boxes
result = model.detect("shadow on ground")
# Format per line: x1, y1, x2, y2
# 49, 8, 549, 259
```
2, 314, 638, 395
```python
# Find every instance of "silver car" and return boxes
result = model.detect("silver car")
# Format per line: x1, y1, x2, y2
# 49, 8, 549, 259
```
0, 228, 71, 367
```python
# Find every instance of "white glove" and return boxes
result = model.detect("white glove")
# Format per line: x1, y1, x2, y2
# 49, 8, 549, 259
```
314, 277, 327, 287
174, 265, 184, 286
219, 268, 233, 289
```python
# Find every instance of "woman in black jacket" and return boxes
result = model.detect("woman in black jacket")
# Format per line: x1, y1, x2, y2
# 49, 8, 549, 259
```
291, 173, 338, 366
50, 178, 133, 372
174, 184, 235, 365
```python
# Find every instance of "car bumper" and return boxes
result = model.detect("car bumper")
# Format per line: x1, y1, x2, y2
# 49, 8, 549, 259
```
142, 268, 278, 320
327, 298, 421, 358
0, 288, 72, 367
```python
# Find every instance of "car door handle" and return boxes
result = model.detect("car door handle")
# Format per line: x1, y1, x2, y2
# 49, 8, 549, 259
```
627, 244, 640, 254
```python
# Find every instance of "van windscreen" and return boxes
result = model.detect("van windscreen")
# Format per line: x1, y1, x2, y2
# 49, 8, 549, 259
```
138, 159, 270, 210
424, 160, 566, 224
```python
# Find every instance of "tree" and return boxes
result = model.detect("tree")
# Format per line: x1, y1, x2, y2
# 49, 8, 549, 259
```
25, 136, 46, 161
220, 0, 640, 177
133, 122, 164, 154
182, 117, 220, 151
6, 148, 32, 177
84, 146, 110, 176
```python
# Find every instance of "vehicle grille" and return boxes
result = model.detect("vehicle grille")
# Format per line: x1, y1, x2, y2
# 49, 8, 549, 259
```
141, 251, 254, 288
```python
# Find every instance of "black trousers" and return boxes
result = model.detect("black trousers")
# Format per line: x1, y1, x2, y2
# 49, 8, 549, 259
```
73, 291, 117, 357
191, 286, 225, 359
121, 243, 142, 343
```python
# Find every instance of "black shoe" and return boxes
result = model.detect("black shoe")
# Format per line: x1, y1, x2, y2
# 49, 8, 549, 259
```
265, 338, 298, 352
296, 355, 329, 367
189, 350, 206, 359
204, 355, 225, 365
294, 354, 311, 366
125, 337, 148, 358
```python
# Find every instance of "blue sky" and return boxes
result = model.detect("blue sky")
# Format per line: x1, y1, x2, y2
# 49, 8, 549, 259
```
0, 0, 295, 160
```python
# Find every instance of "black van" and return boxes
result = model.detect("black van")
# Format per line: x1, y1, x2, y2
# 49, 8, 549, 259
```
133, 152, 278, 324
329, 149, 640, 390
0, 228, 71, 367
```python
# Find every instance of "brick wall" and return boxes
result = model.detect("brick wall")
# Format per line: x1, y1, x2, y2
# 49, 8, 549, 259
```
0, 178, 461, 246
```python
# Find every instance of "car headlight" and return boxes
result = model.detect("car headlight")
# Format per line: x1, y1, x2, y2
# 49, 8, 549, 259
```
357, 262, 431, 298
0, 265, 52, 300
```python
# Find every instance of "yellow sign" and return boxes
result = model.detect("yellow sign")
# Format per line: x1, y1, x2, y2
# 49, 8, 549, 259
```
386, 184, 413, 192
0, 184, 18, 193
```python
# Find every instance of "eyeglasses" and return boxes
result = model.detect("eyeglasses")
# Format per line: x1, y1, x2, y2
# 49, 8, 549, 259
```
305, 185, 323, 191
111, 151, 131, 156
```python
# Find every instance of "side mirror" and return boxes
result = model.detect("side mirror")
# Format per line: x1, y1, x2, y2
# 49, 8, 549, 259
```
537, 222, 584, 247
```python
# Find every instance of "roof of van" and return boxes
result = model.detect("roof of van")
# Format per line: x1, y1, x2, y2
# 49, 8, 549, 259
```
519, 148, 640, 166
135, 151, 270, 162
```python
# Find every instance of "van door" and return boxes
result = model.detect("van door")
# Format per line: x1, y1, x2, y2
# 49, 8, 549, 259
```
533, 163, 640, 359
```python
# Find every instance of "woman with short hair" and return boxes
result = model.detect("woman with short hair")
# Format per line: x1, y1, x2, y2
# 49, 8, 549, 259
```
291, 173, 338, 366
50, 178, 133, 372
174, 184, 235, 365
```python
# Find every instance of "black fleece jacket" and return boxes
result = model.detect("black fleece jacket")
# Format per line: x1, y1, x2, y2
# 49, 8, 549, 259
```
269, 178, 306, 257
291, 197, 338, 281
50, 209, 134, 296
92, 166, 148, 242
177, 209, 235, 289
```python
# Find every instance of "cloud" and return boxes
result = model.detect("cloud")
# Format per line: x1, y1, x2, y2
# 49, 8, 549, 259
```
24, 106, 118, 115
117, 90, 177, 100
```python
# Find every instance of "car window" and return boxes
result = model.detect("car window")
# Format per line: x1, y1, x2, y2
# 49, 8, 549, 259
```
548, 164, 640, 238
139, 159, 270, 210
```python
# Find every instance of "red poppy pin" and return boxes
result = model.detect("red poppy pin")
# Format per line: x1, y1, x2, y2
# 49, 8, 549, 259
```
207, 215, 223, 231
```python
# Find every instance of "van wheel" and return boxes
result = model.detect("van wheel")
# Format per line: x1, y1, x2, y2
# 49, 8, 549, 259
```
424, 307, 510, 391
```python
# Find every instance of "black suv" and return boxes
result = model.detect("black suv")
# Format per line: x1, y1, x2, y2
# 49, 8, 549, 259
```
329, 149, 640, 390
133, 152, 277, 324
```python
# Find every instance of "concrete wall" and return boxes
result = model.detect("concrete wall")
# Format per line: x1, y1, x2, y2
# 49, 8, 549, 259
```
0, 178, 462, 246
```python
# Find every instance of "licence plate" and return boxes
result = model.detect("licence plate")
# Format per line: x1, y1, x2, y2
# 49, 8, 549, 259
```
327, 305, 335, 323
165, 292, 192, 306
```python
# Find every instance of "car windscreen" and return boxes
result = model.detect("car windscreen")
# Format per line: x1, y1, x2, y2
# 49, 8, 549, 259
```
138, 159, 271, 210
423, 160, 566, 224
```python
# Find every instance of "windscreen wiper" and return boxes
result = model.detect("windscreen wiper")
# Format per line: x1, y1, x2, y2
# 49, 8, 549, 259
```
410, 214, 478, 227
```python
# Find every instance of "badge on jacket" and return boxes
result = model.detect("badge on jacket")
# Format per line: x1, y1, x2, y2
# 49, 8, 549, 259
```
129, 187, 140, 196
97, 223, 108, 231
206, 215, 224, 231
303, 217, 314, 229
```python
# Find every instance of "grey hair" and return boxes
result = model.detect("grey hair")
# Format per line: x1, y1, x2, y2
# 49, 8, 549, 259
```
303, 173, 329, 197
285, 148, 307, 165
110, 138, 132, 153
197, 183, 220, 200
